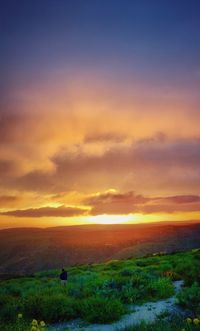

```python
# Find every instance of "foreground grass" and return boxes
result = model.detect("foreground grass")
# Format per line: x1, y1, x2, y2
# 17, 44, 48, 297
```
121, 314, 200, 331
0, 248, 199, 329
1, 318, 46, 331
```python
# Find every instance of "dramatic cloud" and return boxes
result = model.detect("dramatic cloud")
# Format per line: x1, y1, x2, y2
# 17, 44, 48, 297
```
84, 191, 148, 215
0, 205, 88, 218
8, 137, 199, 196
1, 191, 200, 218
1, 0, 200, 229
84, 191, 148, 205
83, 190, 200, 215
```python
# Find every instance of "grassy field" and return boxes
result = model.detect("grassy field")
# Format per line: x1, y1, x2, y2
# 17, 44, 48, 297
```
0, 248, 200, 331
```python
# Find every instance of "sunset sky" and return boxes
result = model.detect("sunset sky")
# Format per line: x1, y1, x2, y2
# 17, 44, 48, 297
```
0, 0, 200, 228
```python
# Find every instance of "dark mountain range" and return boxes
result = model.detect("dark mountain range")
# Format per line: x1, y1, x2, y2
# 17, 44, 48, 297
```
0, 221, 200, 275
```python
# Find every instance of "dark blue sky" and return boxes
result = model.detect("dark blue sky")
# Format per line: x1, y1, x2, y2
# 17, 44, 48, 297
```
1, 0, 200, 94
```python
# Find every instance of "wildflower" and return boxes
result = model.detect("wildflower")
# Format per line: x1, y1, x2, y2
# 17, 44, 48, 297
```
193, 318, 199, 325
186, 317, 192, 324
40, 321, 46, 327
17, 313, 23, 319
31, 319, 38, 326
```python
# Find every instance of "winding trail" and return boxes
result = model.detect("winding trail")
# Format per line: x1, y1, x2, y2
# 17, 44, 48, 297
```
49, 280, 184, 331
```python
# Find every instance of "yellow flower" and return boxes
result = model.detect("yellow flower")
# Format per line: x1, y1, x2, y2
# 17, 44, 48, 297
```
40, 321, 46, 327
31, 319, 38, 326
17, 313, 23, 319
193, 318, 199, 325
31, 327, 38, 331
186, 317, 192, 324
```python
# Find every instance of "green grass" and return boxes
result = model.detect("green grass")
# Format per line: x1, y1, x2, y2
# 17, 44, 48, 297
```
78, 296, 125, 323
120, 314, 200, 331
177, 282, 200, 314
0, 248, 199, 330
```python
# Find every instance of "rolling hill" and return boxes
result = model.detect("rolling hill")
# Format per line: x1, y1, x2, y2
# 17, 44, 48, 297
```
0, 221, 200, 275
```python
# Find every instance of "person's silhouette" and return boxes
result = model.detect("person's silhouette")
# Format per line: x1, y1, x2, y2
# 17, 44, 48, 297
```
59, 268, 68, 286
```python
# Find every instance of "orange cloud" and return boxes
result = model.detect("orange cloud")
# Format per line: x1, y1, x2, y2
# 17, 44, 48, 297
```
0, 205, 88, 218
6, 137, 198, 196
1, 73, 200, 228
83, 190, 200, 215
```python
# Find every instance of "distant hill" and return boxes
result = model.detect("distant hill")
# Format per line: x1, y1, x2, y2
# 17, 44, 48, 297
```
0, 221, 200, 274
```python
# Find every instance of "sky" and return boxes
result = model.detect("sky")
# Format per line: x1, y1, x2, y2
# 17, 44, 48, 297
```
0, 0, 200, 228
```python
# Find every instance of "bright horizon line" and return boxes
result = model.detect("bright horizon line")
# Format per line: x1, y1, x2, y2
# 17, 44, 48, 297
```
1, 209, 200, 229
1, 218, 200, 231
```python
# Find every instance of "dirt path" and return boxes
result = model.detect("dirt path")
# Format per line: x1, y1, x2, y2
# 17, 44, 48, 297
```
49, 280, 184, 331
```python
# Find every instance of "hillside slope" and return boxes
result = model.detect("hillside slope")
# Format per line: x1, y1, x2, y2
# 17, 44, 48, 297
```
0, 222, 200, 274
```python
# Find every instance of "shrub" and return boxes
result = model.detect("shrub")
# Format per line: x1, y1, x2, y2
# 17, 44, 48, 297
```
120, 268, 135, 276
41, 295, 77, 322
79, 296, 125, 323
147, 277, 174, 299
120, 285, 141, 304
104, 260, 121, 271
68, 280, 95, 299
177, 282, 200, 314
0, 294, 14, 307
0, 320, 30, 331
23, 293, 77, 322
174, 257, 200, 285
23, 294, 44, 319
135, 257, 159, 267
4, 284, 22, 297
0, 298, 21, 322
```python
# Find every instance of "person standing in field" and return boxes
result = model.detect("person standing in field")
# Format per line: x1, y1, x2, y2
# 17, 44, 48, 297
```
59, 268, 68, 286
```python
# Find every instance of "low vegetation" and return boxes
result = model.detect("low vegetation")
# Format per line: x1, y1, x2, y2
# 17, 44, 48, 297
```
177, 282, 200, 315
121, 314, 200, 331
0, 248, 199, 330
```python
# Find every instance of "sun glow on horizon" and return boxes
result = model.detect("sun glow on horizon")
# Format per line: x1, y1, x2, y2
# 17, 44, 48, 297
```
71, 211, 200, 225
86, 214, 135, 224
0, 210, 200, 229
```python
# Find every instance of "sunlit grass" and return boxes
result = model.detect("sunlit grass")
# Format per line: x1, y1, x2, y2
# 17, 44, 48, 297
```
0, 249, 199, 329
